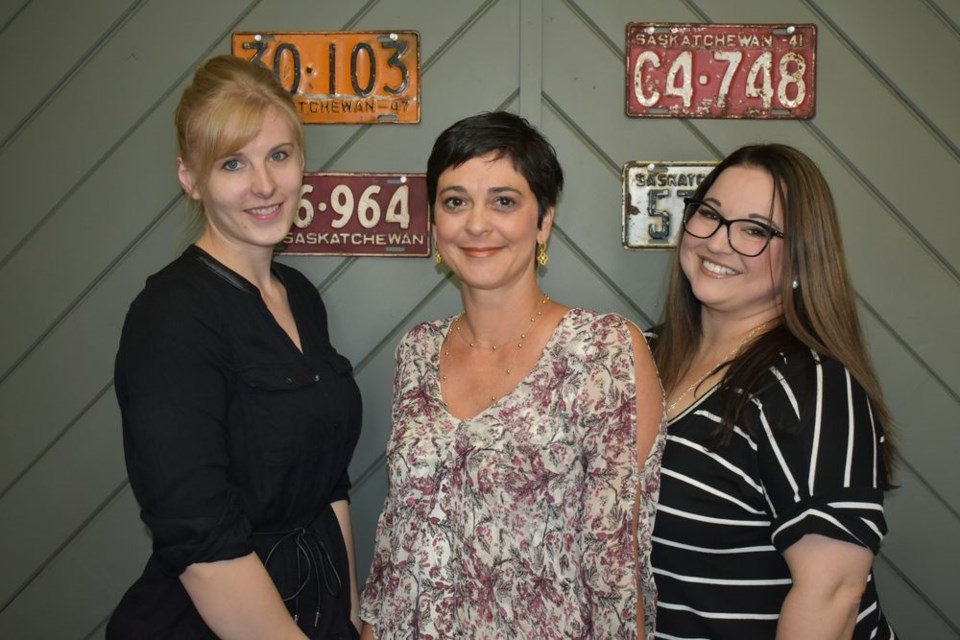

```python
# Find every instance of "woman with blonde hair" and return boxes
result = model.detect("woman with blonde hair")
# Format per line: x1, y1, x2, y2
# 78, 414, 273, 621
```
650, 143, 895, 638
108, 55, 362, 639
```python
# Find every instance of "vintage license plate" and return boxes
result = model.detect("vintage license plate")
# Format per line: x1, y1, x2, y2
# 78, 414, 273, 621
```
232, 31, 420, 124
622, 161, 716, 249
626, 23, 816, 119
283, 173, 429, 256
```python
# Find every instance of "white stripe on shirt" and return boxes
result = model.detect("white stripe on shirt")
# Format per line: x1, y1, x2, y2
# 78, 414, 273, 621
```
769, 364, 800, 419
668, 435, 763, 493
654, 566, 792, 586
663, 468, 766, 513
758, 402, 800, 502
658, 504, 770, 527
772, 508, 865, 546
808, 351, 824, 494
651, 535, 776, 554
844, 368, 855, 486
658, 601, 779, 620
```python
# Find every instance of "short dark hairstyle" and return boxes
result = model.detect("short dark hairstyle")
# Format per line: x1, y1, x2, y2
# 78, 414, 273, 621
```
426, 111, 564, 226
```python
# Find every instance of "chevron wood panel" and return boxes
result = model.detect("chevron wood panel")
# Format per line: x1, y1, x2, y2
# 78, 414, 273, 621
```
0, 0, 955, 636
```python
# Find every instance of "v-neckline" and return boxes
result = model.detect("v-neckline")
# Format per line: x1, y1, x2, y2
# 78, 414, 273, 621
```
435, 308, 578, 422
189, 245, 306, 356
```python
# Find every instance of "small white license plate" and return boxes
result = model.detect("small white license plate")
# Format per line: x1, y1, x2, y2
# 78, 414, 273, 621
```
622, 161, 716, 249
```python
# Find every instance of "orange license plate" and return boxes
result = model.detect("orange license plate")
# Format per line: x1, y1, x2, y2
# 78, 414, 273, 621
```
232, 31, 420, 124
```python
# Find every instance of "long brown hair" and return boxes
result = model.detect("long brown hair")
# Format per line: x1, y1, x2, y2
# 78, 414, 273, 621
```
655, 144, 895, 487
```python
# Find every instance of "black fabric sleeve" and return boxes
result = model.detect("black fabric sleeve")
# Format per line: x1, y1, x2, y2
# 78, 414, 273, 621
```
116, 283, 251, 575
755, 352, 887, 555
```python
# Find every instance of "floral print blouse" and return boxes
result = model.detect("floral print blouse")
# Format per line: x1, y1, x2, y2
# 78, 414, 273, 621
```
361, 309, 665, 639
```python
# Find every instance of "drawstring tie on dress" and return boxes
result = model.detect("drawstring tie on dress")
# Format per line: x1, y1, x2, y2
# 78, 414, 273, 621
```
252, 527, 342, 628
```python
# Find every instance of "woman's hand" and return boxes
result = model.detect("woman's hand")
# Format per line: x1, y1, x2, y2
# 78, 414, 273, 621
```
360, 621, 376, 640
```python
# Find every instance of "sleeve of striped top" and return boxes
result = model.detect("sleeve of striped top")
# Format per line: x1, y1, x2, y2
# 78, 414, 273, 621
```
753, 350, 888, 555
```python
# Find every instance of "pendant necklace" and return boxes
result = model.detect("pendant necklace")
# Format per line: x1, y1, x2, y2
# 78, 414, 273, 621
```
666, 320, 774, 418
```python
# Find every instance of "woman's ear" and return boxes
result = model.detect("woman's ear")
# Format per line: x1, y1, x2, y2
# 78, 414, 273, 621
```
537, 206, 556, 246
177, 158, 202, 200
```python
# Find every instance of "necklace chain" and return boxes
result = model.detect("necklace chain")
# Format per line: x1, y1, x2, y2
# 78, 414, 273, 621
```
666, 320, 774, 417
442, 293, 551, 403
453, 294, 550, 352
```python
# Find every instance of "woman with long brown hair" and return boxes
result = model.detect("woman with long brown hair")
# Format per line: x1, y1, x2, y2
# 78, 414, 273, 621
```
650, 144, 895, 638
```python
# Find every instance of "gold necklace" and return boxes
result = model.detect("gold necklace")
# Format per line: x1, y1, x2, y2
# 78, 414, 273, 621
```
442, 293, 551, 402
453, 293, 551, 352
666, 320, 774, 417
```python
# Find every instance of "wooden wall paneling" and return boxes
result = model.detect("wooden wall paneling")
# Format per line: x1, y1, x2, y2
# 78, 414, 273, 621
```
1, 0, 955, 635
861, 315, 960, 629
1, 0, 139, 143
542, 1, 714, 167
0, 97, 180, 384
519, 0, 543, 123
922, 0, 960, 35
0, 488, 149, 639
882, 466, 960, 630
812, 0, 960, 146
0, 0, 258, 261
0, 394, 124, 607
0, 201, 190, 491
0, 1, 28, 32
873, 556, 960, 639
861, 311, 960, 510
540, 110, 674, 326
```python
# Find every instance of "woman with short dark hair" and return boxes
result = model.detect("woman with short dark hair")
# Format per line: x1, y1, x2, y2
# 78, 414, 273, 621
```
361, 111, 665, 639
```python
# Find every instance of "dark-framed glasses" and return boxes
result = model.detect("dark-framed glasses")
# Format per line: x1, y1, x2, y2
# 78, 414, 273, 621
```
682, 198, 784, 257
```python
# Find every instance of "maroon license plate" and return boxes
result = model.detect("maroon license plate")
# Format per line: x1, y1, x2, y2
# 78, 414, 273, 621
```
282, 173, 430, 257
626, 23, 816, 119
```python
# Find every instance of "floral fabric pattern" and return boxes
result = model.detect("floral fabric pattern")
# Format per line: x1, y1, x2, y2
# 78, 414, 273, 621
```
362, 309, 665, 639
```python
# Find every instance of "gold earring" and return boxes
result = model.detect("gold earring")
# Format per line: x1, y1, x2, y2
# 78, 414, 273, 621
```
435, 249, 443, 265
537, 244, 549, 267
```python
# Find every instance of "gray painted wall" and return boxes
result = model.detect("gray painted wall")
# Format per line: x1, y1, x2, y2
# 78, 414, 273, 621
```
1, 0, 957, 637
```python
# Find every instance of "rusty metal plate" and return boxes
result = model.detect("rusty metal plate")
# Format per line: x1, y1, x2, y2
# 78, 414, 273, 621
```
282, 173, 430, 256
232, 31, 420, 124
626, 23, 816, 119
622, 161, 716, 249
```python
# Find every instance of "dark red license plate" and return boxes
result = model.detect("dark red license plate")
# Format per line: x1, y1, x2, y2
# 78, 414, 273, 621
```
282, 173, 430, 256
626, 23, 816, 119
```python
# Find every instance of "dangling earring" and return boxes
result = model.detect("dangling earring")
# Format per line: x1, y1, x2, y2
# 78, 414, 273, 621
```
537, 243, 549, 267
435, 249, 443, 265
791, 278, 800, 290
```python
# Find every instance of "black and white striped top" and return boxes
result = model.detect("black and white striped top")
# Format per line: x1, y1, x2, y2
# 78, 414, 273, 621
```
651, 349, 895, 639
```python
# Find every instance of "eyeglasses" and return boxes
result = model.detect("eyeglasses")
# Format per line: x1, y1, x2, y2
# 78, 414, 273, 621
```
682, 198, 784, 257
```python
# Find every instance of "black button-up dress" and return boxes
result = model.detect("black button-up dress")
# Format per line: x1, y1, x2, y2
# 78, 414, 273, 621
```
107, 245, 362, 639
